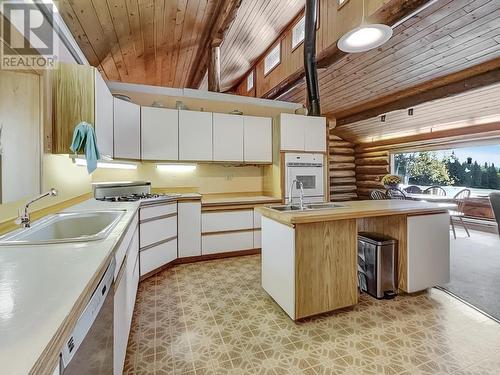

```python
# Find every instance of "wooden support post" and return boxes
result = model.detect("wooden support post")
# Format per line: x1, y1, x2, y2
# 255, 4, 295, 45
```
208, 44, 221, 92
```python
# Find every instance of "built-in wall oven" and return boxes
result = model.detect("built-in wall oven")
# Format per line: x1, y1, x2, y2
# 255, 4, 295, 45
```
285, 153, 325, 204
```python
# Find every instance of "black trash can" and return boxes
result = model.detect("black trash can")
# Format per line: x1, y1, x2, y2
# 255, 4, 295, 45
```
358, 232, 397, 299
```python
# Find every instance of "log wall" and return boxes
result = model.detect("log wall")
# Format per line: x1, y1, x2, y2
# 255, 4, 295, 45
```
355, 149, 390, 200
329, 132, 358, 202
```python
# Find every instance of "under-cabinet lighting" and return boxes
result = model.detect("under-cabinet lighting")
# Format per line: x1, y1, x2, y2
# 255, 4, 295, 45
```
74, 158, 137, 170
156, 164, 197, 172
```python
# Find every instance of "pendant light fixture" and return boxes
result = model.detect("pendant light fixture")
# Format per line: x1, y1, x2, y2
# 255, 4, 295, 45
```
337, 0, 393, 53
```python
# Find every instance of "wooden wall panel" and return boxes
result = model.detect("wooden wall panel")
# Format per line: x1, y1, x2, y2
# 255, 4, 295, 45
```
295, 219, 358, 319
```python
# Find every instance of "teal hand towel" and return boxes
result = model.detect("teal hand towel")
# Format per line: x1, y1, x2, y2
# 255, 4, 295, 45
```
70, 121, 100, 174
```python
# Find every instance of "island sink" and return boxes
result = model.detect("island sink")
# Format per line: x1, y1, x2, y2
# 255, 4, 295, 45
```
0, 210, 125, 245
270, 203, 347, 212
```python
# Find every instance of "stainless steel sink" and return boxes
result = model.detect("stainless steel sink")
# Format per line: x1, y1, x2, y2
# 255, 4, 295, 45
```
0, 210, 125, 245
305, 203, 347, 210
270, 203, 347, 212
270, 205, 305, 212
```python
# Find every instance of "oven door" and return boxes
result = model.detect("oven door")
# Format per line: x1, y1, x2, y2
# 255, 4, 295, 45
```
286, 165, 324, 201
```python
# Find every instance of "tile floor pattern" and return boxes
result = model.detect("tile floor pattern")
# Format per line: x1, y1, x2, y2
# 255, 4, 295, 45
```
124, 255, 500, 374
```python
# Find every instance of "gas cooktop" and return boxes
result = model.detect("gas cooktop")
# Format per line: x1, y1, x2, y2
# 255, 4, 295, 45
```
96, 193, 180, 202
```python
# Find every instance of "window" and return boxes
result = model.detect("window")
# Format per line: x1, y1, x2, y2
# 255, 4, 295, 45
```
264, 42, 281, 75
247, 70, 254, 91
292, 16, 305, 49
392, 145, 500, 198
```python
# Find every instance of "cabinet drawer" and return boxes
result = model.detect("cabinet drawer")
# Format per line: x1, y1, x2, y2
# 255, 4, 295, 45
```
140, 203, 177, 221
140, 216, 177, 248
254, 229, 261, 248
202, 231, 254, 255
140, 239, 177, 276
202, 210, 253, 233
114, 213, 138, 280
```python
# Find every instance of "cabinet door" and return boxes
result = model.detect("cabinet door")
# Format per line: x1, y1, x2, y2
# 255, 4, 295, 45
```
125, 228, 139, 325
244, 116, 272, 162
178, 201, 201, 258
178, 110, 213, 161
280, 113, 305, 151
407, 213, 450, 293
213, 113, 244, 162
95, 72, 114, 158
113, 98, 140, 160
113, 267, 128, 375
304, 116, 326, 152
141, 107, 178, 160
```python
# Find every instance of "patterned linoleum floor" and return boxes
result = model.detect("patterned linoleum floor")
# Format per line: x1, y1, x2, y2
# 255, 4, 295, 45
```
124, 255, 500, 375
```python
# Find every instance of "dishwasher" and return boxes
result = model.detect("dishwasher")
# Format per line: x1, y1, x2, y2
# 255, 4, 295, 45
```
59, 259, 115, 374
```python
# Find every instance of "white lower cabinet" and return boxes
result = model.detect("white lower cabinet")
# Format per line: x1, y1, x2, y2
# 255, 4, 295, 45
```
407, 213, 450, 292
201, 210, 253, 233
254, 229, 261, 249
140, 239, 177, 276
178, 201, 201, 258
114, 224, 139, 375
139, 215, 177, 248
202, 231, 254, 254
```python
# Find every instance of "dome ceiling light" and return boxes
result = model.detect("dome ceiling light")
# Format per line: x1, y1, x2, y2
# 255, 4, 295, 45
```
338, 0, 393, 53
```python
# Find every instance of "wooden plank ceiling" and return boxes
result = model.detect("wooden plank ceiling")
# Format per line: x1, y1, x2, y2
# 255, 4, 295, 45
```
278, 0, 500, 130
339, 81, 500, 143
58, 0, 304, 89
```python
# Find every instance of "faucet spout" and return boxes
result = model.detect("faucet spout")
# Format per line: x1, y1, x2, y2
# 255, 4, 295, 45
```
16, 188, 58, 228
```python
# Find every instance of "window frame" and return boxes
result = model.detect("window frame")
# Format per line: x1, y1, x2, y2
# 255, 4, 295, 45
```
263, 41, 282, 77
291, 16, 306, 51
246, 70, 254, 92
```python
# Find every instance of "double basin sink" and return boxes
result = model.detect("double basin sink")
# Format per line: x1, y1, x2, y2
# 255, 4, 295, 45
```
270, 202, 347, 212
0, 210, 125, 246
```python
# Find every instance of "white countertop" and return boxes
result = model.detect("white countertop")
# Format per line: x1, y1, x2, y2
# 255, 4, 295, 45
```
0, 199, 140, 375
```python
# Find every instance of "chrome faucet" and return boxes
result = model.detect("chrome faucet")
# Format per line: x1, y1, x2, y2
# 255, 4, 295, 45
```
288, 179, 305, 210
15, 188, 58, 228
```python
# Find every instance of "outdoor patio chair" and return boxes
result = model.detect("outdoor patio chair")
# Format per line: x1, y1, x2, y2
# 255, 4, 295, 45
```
386, 187, 407, 200
423, 186, 447, 196
404, 185, 422, 194
449, 189, 471, 239
490, 192, 500, 239
370, 190, 387, 200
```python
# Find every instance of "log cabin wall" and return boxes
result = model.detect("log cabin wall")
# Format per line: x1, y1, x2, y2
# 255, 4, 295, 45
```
354, 149, 390, 200
329, 131, 357, 202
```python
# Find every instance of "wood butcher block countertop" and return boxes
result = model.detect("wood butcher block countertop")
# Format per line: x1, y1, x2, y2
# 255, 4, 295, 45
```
257, 200, 455, 226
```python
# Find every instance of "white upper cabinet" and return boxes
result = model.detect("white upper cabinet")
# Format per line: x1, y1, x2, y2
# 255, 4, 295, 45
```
304, 116, 327, 152
244, 116, 272, 163
114, 98, 141, 160
141, 106, 178, 161
94, 72, 114, 158
280, 113, 305, 151
179, 110, 213, 161
280, 113, 326, 152
213, 113, 244, 162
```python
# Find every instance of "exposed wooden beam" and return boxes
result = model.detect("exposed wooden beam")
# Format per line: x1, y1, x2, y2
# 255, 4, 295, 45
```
356, 121, 500, 152
335, 59, 500, 126
187, 0, 242, 89
208, 45, 221, 92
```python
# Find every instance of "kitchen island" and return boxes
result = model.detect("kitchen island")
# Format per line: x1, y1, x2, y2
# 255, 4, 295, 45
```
257, 200, 453, 320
